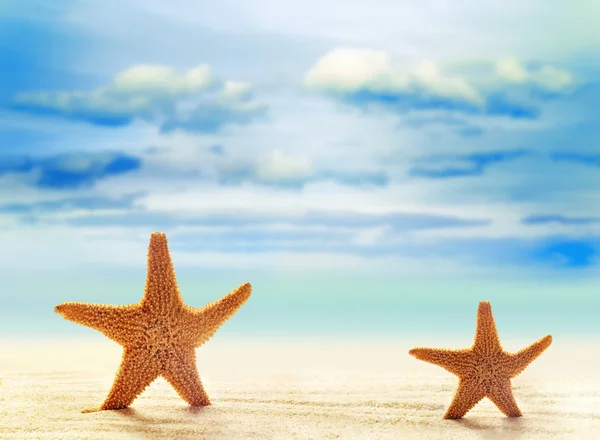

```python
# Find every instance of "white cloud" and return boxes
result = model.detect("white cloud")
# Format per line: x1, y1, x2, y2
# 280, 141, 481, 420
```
112, 64, 215, 95
219, 81, 253, 101
14, 64, 266, 133
495, 57, 529, 83
304, 48, 406, 94
255, 150, 314, 182
305, 49, 579, 120
495, 57, 575, 92
412, 60, 484, 104
534, 65, 575, 92
305, 49, 483, 106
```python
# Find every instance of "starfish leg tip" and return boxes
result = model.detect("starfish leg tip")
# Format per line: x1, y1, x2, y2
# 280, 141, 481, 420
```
408, 348, 425, 359
191, 401, 211, 407
54, 304, 66, 315
478, 300, 492, 310
234, 282, 252, 302
443, 413, 463, 420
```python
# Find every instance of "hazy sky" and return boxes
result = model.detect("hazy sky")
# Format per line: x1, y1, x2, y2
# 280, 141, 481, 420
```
1, 1, 599, 337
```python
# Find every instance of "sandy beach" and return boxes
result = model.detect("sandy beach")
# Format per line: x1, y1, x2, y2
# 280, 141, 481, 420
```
1, 337, 599, 439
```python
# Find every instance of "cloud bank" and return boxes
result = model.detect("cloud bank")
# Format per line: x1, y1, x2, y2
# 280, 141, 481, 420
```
12, 64, 267, 133
305, 49, 577, 120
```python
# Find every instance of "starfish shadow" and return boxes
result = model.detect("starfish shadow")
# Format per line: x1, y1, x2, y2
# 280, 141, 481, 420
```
453, 417, 526, 439
102, 406, 215, 439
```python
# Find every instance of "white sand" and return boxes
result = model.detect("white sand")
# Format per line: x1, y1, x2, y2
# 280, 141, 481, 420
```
1, 337, 599, 439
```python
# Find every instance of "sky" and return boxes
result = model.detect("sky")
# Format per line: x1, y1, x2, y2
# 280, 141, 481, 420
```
1, 0, 599, 339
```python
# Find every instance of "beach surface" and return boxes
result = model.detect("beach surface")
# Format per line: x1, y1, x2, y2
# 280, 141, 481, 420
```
0, 337, 599, 439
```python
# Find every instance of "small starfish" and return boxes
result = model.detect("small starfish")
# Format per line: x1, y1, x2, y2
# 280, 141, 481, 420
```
55, 232, 251, 412
409, 301, 552, 419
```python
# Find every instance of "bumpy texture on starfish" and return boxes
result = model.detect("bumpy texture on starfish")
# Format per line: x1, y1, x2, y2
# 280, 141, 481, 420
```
409, 301, 552, 419
55, 232, 252, 412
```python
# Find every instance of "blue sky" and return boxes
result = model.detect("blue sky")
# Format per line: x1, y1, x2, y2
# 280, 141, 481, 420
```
1, 0, 600, 338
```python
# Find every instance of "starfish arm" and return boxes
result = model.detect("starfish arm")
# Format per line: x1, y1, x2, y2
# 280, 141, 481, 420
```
162, 347, 211, 406
408, 347, 474, 376
487, 378, 522, 417
141, 232, 184, 314
444, 378, 486, 419
507, 335, 552, 378
473, 301, 502, 354
100, 346, 161, 410
183, 282, 252, 348
54, 302, 142, 346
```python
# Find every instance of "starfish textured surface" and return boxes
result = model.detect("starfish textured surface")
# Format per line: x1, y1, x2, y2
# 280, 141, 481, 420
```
54, 232, 252, 412
409, 301, 552, 419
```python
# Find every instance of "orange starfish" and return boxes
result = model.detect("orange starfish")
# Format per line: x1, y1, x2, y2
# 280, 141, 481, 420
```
409, 301, 552, 419
55, 232, 251, 412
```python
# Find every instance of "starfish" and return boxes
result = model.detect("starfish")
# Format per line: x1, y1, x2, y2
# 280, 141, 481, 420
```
409, 301, 552, 419
55, 232, 252, 412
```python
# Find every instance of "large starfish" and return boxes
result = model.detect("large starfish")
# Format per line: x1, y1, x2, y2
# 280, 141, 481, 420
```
55, 232, 251, 412
409, 301, 552, 419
